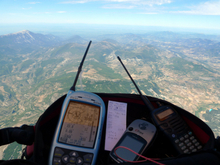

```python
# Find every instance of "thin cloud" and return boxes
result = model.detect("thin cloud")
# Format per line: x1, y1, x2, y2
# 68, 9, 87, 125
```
22, 7, 32, 10
174, 1, 220, 15
33, 11, 66, 14
106, 0, 172, 6
57, 11, 67, 13
102, 0, 172, 10
27, 2, 41, 4
33, 12, 51, 14
60, 0, 172, 12
61, 0, 172, 5
60, 0, 93, 4
103, 4, 135, 9
139, 12, 158, 14
9, 13, 17, 15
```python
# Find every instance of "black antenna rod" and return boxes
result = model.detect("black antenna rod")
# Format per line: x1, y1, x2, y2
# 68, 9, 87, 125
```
117, 56, 155, 112
70, 41, 92, 91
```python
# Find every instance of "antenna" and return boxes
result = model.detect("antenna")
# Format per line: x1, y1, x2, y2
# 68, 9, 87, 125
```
117, 56, 155, 112
70, 41, 92, 91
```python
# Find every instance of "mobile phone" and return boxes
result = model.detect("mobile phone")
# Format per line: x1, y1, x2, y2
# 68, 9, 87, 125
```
49, 91, 105, 165
151, 106, 203, 154
109, 119, 156, 163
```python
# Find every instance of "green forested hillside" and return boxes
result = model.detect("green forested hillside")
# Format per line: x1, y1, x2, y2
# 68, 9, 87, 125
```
1, 32, 220, 159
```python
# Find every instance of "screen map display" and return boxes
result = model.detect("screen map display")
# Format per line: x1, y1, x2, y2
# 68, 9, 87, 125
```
59, 101, 100, 148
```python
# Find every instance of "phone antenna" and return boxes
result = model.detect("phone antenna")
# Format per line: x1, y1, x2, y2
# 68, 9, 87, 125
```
70, 41, 92, 91
117, 56, 155, 112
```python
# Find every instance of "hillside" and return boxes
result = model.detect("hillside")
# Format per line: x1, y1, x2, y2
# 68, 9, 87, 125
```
0, 30, 220, 159
0, 30, 61, 56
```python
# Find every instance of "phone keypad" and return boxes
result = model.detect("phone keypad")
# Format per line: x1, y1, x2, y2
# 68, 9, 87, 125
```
174, 131, 202, 154
53, 147, 93, 165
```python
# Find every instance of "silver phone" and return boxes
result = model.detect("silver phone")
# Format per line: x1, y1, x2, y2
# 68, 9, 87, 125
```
109, 119, 156, 163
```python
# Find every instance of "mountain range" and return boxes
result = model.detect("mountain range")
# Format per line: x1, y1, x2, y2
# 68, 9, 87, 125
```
0, 30, 220, 159
0, 30, 60, 45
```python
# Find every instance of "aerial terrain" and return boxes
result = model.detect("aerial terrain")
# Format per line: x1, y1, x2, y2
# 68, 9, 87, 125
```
0, 30, 220, 159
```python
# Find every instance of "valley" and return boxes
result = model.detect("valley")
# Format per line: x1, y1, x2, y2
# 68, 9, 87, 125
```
0, 30, 220, 159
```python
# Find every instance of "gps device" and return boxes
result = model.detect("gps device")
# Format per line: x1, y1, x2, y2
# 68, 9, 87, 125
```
117, 56, 203, 155
109, 119, 156, 163
49, 41, 106, 165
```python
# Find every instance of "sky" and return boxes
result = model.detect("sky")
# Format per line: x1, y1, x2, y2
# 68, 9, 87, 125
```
0, 0, 220, 35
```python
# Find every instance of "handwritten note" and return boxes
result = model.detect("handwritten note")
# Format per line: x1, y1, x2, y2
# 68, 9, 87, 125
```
105, 100, 127, 151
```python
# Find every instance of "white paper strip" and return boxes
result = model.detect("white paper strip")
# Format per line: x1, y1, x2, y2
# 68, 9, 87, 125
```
105, 100, 127, 151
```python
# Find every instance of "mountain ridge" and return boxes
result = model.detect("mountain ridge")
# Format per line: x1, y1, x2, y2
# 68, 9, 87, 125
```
2, 30, 33, 36
0, 30, 61, 46
0, 30, 62, 57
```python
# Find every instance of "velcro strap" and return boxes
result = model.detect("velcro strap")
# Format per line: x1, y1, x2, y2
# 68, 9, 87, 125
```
0, 128, 11, 146
0, 125, 34, 146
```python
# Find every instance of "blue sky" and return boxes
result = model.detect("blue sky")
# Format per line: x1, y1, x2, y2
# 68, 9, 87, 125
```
0, 0, 220, 35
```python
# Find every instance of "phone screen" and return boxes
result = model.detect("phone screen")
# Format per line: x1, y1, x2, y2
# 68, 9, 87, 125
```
115, 134, 145, 161
59, 101, 100, 148
156, 109, 174, 121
